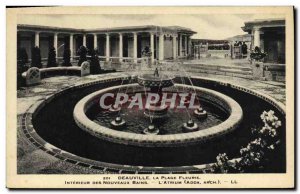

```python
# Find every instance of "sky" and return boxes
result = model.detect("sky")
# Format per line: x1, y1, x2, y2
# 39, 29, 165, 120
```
17, 14, 284, 39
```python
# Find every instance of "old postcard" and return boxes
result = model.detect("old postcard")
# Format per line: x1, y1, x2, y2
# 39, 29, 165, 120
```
6, 6, 294, 189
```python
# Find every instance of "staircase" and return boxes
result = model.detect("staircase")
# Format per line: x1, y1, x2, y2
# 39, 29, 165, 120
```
183, 63, 253, 79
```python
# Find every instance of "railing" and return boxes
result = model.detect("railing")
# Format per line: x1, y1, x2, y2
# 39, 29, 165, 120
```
19, 56, 155, 72
193, 44, 230, 59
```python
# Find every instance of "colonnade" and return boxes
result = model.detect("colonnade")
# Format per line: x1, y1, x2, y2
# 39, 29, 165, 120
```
31, 31, 191, 63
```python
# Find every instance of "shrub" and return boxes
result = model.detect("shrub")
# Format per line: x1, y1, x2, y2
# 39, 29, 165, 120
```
62, 47, 71, 66
31, 46, 42, 68
213, 110, 281, 173
212, 153, 239, 173
17, 47, 29, 88
17, 47, 29, 73
47, 47, 57, 67
17, 47, 28, 65
89, 49, 101, 74
236, 138, 266, 172
77, 45, 88, 66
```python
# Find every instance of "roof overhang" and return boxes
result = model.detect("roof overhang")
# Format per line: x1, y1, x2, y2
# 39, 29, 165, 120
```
17, 24, 197, 35
241, 19, 285, 33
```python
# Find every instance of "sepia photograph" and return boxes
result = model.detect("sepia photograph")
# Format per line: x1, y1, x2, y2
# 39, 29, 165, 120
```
6, 6, 294, 189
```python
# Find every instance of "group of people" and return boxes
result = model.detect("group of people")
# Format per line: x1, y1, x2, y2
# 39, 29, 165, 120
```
234, 41, 248, 55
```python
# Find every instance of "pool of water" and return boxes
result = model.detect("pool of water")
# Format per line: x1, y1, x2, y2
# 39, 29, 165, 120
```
87, 96, 227, 135
32, 78, 286, 172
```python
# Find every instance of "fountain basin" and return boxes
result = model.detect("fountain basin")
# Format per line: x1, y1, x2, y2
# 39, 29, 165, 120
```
26, 76, 286, 173
137, 74, 175, 88
73, 83, 243, 147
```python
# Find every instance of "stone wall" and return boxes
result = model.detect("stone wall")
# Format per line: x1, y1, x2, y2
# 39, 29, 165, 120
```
110, 37, 119, 57
57, 38, 65, 58
19, 36, 33, 59
40, 37, 50, 59
264, 64, 286, 82
198, 50, 230, 59
164, 37, 173, 59
251, 61, 285, 82
127, 38, 134, 58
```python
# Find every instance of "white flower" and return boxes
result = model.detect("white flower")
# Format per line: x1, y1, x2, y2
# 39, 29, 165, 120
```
261, 110, 280, 126
268, 145, 275, 150
260, 111, 268, 122
269, 128, 277, 137
216, 153, 229, 167
272, 120, 281, 128
240, 147, 248, 154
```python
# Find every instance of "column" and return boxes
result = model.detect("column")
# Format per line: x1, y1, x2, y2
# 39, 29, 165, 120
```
106, 33, 110, 62
150, 33, 154, 63
253, 27, 261, 48
133, 32, 137, 63
54, 33, 58, 56
70, 34, 74, 60
158, 33, 164, 61
172, 34, 177, 59
188, 36, 192, 55
93, 34, 98, 50
34, 31, 40, 47
83, 34, 86, 47
119, 33, 123, 62
179, 34, 182, 57
176, 37, 179, 57
184, 35, 188, 56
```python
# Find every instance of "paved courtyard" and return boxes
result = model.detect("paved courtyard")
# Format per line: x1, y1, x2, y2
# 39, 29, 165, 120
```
17, 69, 286, 174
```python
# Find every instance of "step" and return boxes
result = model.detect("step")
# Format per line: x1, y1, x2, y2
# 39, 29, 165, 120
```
218, 68, 252, 75
185, 65, 252, 74
184, 66, 252, 75
184, 63, 252, 71
185, 69, 253, 79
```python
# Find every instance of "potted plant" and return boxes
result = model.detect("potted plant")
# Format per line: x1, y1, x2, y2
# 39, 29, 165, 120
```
250, 47, 267, 79
250, 46, 267, 63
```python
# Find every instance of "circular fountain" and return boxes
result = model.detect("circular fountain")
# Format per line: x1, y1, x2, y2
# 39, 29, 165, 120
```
26, 73, 286, 173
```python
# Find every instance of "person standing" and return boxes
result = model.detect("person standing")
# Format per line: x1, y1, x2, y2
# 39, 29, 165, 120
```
242, 42, 248, 57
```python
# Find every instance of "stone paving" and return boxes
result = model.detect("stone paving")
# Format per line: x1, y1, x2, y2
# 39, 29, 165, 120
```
17, 70, 286, 174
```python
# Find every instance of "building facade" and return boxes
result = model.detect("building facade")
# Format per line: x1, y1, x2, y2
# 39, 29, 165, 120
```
242, 19, 285, 64
17, 24, 196, 65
